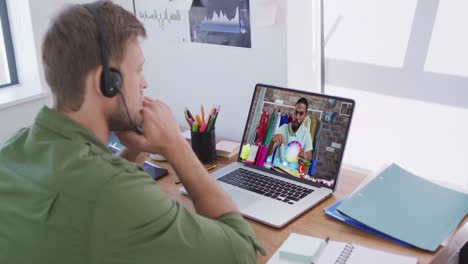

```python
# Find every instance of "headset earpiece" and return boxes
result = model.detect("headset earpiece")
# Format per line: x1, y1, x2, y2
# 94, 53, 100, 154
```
101, 68, 122, 97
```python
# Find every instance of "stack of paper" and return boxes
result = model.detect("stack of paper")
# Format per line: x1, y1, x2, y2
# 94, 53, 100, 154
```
335, 163, 468, 251
216, 140, 240, 158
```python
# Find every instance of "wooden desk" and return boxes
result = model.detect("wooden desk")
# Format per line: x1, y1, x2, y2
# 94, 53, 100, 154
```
150, 157, 467, 264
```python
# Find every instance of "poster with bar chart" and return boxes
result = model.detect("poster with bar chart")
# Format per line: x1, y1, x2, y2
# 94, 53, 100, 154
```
189, 0, 251, 48
133, 0, 192, 44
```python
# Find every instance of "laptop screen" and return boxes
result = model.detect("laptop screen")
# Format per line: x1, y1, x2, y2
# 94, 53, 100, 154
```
239, 84, 355, 190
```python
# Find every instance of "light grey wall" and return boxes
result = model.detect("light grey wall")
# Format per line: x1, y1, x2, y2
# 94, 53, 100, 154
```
0, 98, 48, 143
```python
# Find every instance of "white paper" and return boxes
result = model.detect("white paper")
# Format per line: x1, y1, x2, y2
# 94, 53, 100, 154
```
253, 0, 279, 26
175, 0, 193, 10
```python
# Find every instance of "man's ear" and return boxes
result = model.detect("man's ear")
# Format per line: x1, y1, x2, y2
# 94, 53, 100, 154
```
88, 65, 103, 96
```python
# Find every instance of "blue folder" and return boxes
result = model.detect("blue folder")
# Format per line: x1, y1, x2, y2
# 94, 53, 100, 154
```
324, 198, 412, 248
336, 164, 468, 252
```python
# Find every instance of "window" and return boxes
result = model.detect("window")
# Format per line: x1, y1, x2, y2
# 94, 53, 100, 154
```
0, 0, 18, 88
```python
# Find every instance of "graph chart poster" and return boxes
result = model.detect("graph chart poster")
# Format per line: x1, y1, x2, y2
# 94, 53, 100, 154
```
189, 0, 251, 48
133, 0, 191, 44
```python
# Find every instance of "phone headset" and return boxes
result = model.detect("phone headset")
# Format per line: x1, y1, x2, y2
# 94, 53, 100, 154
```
83, 3, 143, 135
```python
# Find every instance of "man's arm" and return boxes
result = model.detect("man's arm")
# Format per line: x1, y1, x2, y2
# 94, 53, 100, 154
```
299, 129, 314, 161
92, 171, 262, 263
115, 98, 238, 219
267, 135, 281, 156
267, 124, 287, 155
108, 98, 265, 261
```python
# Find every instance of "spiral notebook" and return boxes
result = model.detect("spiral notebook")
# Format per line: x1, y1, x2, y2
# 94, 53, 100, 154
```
267, 233, 417, 264
314, 241, 416, 264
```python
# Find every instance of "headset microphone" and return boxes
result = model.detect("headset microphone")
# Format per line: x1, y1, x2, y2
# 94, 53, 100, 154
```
83, 3, 143, 135
118, 91, 144, 135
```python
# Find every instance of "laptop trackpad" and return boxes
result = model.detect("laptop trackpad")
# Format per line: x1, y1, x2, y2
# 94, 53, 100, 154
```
227, 189, 260, 210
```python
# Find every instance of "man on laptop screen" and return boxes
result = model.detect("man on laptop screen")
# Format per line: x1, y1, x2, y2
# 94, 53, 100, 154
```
268, 97, 313, 162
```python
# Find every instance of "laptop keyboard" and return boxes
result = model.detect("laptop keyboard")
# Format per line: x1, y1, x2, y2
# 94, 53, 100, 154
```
217, 168, 314, 205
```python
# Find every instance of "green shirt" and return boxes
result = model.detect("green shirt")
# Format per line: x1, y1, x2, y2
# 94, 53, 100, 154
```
0, 107, 264, 264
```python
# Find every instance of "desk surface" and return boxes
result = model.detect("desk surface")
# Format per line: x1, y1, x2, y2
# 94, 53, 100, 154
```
150, 157, 467, 264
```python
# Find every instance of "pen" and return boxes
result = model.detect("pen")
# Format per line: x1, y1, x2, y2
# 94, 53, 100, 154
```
312, 237, 329, 262
211, 111, 219, 130
185, 107, 194, 120
206, 115, 215, 132
184, 111, 191, 127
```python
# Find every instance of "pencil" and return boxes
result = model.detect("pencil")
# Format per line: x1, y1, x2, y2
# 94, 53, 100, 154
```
201, 104, 205, 123
206, 164, 216, 171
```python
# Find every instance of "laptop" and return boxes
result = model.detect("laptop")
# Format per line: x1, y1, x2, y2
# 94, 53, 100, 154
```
182, 83, 355, 228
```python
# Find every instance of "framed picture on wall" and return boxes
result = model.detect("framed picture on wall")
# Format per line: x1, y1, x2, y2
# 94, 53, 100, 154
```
339, 102, 352, 116
188, 0, 251, 48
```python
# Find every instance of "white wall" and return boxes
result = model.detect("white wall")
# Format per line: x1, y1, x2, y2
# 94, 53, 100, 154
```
324, 0, 468, 187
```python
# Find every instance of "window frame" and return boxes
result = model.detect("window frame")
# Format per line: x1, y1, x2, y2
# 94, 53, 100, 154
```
0, 0, 18, 89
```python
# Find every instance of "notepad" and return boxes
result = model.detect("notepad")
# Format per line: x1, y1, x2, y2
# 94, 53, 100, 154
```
267, 233, 417, 264
278, 233, 326, 263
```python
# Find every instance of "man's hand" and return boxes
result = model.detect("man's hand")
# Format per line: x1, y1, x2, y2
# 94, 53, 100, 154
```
271, 134, 285, 146
298, 150, 312, 161
114, 97, 184, 157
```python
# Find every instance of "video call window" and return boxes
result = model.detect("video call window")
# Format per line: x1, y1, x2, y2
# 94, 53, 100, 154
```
240, 86, 354, 189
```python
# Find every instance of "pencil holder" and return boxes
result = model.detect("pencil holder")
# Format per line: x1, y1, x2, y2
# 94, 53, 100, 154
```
191, 128, 216, 165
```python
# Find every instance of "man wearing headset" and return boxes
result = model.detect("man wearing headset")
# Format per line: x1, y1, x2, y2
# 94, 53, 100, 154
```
0, 1, 263, 263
